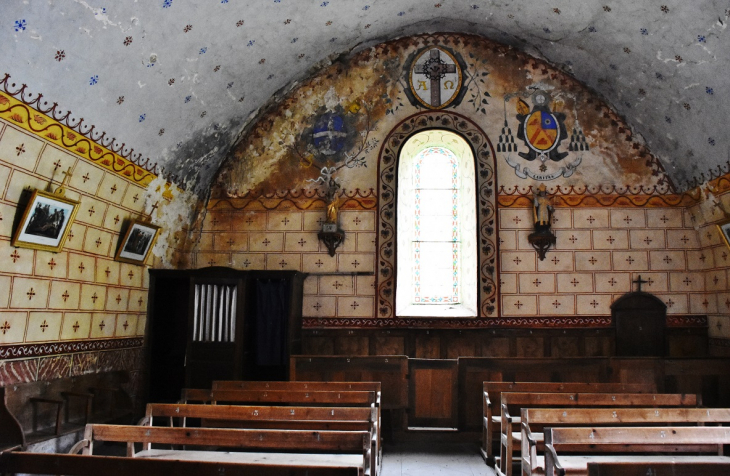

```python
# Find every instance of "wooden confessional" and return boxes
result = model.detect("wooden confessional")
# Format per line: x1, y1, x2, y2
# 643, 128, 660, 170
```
146, 267, 306, 402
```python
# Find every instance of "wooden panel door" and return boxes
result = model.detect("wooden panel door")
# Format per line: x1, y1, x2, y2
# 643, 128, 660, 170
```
408, 358, 458, 429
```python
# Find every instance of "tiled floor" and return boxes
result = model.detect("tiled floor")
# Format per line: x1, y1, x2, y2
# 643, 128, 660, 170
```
380, 432, 495, 476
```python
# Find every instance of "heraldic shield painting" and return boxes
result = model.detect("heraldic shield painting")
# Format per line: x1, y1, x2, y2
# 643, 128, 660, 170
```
500, 89, 590, 182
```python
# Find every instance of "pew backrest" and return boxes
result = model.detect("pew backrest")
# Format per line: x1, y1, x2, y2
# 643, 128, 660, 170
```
544, 427, 730, 476
0, 452, 364, 476
181, 389, 377, 406
587, 461, 730, 476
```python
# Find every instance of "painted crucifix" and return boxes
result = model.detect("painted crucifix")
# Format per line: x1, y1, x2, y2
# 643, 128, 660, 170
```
409, 46, 462, 109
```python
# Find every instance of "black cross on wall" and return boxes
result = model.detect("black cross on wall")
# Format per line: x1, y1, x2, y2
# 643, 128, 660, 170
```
414, 49, 456, 107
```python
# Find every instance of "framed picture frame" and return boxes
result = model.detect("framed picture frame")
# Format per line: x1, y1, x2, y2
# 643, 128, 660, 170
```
115, 219, 160, 265
717, 218, 730, 249
12, 189, 80, 253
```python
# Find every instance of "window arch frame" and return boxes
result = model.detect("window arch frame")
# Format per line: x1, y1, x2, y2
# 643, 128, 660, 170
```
375, 111, 499, 321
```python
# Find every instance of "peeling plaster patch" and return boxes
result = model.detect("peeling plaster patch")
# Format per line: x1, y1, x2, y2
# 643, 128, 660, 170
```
145, 174, 200, 268
74, 0, 121, 28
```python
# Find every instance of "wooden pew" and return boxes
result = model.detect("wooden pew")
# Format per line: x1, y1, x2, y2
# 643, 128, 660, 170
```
212, 381, 381, 394
143, 403, 380, 475
482, 381, 656, 463
521, 407, 730, 476
587, 461, 730, 476
181, 389, 377, 407
0, 451, 362, 476
494, 392, 697, 476
544, 426, 730, 476
73, 423, 373, 476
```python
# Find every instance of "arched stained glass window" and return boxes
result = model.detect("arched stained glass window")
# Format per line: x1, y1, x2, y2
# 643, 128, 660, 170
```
396, 130, 477, 317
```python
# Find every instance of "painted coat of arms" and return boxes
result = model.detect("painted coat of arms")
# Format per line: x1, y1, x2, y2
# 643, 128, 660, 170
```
499, 90, 589, 181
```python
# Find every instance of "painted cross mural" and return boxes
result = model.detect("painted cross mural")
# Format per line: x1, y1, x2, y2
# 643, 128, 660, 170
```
408, 47, 463, 109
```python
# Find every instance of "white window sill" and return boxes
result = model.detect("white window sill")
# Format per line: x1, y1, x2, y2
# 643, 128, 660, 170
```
396, 303, 477, 318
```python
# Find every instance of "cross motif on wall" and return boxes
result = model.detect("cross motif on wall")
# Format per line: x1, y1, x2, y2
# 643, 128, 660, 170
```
208, 259, 215, 266
78, 263, 85, 272
151, 201, 159, 213
98, 321, 105, 331
16, 144, 26, 156
62, 291, 70, 302
514, 301, 523, 309
72, 321, 80, 332
350, 301, 360, 310
590, 300, 600, 308
414, 48, 457, 107
682, 277, 692, 286
110, 184, 117, 194
663, 256, 672, 264
623, 216, 632, 224
114, 215, 120, 225
10, 251, 20, 263
91, 293, 98, 303
105, 267, 111, 277
552, 300, 561, 309
298, 239, 307, 247
39, 320, 48, 332
532, 279, 541, 287
227, 238, 235, 247
262, 238, 271, 247
714, 276, 720, 285
0, 321, 10, 334
278, 260, 287, 268
53, 160, 62, 170
680, 236, 690, 244
82, 173, 90, 183
606, 236, 615, 244
138, 297, 144, 307
513, 257, 522, 265
608, 278, 617, 286
568, 235, 578, 244
26, 288, 35, 300
242, 259, 251, 268
586, 216, 595, 224
281, 217, 290, 226
699, 254, 707, 262
48, 258, 56, 269
353, 217, 362, 226
88, 207, 95, 217
245, 217, 254, 225
133, 194, 139, 203
512, 216, 522, 224
313, 302, 322, 311
333, 281, 343, 289
317, 217, 325, 227
128, 270, 134, 280
315, 259, 323, 268
570, 279, 580, 287
643, 237, 652, 245
626, 256, 635, 264
123, 321, 129, 331
95, 237, 103, 247
116, 295, 122, 304
660, 215, 670, 223
351, 260, 360, 268
588, 256, 597, 265
551, 256, 560, 265
666, 299, 675, 308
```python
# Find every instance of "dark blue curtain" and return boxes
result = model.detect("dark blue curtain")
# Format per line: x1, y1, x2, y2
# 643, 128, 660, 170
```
255, 279, 290, 366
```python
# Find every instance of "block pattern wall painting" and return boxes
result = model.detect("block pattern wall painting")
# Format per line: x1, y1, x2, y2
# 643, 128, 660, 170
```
0, 96, 179, 400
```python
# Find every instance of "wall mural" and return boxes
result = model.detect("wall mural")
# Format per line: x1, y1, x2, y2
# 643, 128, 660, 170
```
208, 33, 693, 327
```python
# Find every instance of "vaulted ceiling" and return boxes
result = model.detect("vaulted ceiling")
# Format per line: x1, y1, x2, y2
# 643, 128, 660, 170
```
3, 1, 728, 195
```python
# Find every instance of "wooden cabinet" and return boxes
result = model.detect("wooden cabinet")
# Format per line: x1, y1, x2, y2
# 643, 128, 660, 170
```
146, 267, 306, 402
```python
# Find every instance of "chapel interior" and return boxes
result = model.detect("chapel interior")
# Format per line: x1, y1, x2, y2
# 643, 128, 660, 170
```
2, 2, 730, 475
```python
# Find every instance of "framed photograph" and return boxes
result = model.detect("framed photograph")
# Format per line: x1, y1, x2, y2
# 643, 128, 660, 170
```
12, 189, 80, 253
717, 218, 730, 249
115, 219, 160, 264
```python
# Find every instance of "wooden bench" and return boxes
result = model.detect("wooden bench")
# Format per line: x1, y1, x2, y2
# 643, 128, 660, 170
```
211, 381, 382, 459
0, 371, 133, 451
521, 407, 730, 476
482, 382, 656, 463
143, 403, 380, 475
182, 389, 378, 407
586, 461, 730, 476
544, 426, 730, 476
494, 392, 697, 476
0, 451, 362, 476
71, 423, 373, 476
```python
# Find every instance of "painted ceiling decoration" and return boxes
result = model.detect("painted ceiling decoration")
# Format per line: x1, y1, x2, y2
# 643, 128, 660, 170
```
3, 1, 729, 195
